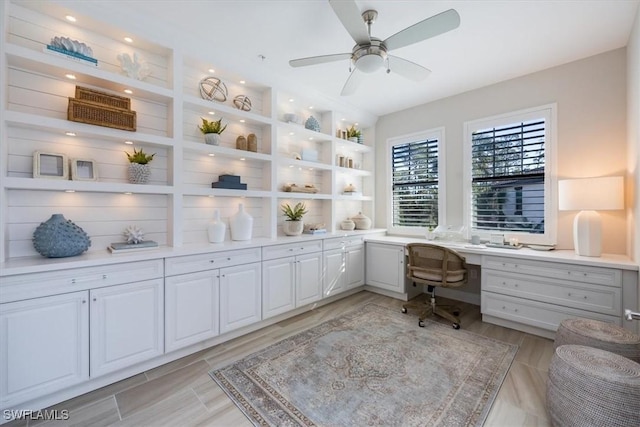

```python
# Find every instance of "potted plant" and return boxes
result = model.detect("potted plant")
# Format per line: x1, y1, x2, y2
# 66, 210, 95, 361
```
346, 125, 361, 143
198, 117, 227, 145
125, 148, 155, 184
281, 202, 307, 236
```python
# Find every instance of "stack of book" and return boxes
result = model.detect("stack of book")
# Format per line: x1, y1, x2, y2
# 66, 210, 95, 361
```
304, 228, 326, 235
108, 240, 158, 253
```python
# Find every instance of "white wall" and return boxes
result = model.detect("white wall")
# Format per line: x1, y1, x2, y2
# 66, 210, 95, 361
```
629, 6, 640, 262
375, 49, 628, 255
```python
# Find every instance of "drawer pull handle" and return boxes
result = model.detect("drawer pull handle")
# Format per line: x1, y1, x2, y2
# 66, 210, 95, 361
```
93, 297, 96, 302
289, 248, 294, 251
568, 292, 571, 296
82, 300, 86, 304
227, 257, 231, 261
514, 284, 518, 287
514, 309, 518, 313
502, 306, 506, 310
584, 296, 588, 299
210, 260, 215, 263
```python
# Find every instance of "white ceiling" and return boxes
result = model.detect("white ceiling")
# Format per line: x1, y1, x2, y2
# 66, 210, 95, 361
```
93, 1, 639, 118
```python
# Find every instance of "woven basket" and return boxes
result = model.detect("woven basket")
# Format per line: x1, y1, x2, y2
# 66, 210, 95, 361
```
547, 345, 640, 427
75, 86, 131, 110
68, 98, 136, 131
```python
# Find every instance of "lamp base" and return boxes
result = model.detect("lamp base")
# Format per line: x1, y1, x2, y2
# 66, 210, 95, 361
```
573, 210, 601, 257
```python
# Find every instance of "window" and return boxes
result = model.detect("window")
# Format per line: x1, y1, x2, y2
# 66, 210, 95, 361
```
463, 105, 556, 244
387, 129, 444, 235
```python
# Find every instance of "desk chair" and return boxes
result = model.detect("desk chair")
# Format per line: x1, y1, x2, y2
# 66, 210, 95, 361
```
401, 243, 468, 329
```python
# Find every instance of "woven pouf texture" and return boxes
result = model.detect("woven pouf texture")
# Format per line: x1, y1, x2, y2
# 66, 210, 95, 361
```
554, 318, 640, 363
547, 345, 640, 427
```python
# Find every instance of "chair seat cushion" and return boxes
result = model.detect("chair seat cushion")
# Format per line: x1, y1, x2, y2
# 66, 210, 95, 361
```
413, 270, 465, 283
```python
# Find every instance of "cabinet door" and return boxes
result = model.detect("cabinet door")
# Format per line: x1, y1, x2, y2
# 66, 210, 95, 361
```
365, 243, 405, 292
165, 270, 220, 353
0, 292, 89, 408
262, 257, 295, 319
90, 279, 164, 377
220, 262, 262, 333
296, 252, 323, 306
346, 245, 365, 289
324, 249, 346, 297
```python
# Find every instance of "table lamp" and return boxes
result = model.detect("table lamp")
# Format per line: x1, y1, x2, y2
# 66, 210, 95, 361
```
558, 176, 624, 257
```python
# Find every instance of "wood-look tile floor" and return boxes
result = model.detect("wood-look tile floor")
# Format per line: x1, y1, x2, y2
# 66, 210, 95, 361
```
9, 291, 554, 427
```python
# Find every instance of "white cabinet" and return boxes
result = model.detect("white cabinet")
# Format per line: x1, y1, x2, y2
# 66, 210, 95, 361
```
165, 270, 219, 353
0, 292, 89, 408
219, 262, 262, 334
323, 236, 365, 296
324, 249, 347, 296
365, 242, 405, 292
346, 243, 365, 289
90, 279, 164, 377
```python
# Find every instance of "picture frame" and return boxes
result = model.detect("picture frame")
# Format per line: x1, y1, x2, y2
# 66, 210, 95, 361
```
70, 158, 98, 181
33, 151, 68, 180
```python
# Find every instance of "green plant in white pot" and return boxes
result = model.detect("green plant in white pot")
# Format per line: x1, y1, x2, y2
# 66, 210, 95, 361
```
281, 202, 307, 236
198, 117, 227, 145
125, 148, 155, 184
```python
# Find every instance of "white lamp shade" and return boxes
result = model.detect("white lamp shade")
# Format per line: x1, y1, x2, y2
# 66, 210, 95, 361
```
558, 176, 624, 211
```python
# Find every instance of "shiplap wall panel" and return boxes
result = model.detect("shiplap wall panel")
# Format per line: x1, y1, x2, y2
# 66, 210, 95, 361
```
6, 190, 168, 258
278, 168, 329, 195
182, 151, 267, 191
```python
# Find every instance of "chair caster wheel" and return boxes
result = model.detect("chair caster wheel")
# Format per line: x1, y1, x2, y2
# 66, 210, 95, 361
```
418, 320, 425, 328
401, 307, 407, 314
453, 311, 460, 316
452, 323, 460, 330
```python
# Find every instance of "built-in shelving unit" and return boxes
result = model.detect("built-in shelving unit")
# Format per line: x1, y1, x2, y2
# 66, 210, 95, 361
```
0, 0, 377, 263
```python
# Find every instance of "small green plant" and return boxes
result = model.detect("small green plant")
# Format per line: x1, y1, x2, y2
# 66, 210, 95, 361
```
198, 117, 227, 134
281, 202, 308, 221
125, 148, 155, 164
346, 125, 361, 138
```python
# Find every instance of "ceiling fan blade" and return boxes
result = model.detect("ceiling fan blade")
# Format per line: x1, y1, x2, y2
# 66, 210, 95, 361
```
384, 9, 460, 51
341, 68, 364, 96
329, 0, 371, 45
289, 53, 351, 68
388, 55, 431, 81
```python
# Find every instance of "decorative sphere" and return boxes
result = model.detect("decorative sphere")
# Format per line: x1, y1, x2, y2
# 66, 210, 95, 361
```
233, 95, 252, 111
199, 77, 228, 102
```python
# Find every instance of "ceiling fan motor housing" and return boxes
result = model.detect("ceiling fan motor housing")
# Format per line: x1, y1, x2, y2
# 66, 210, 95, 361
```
352, 38, 387, 73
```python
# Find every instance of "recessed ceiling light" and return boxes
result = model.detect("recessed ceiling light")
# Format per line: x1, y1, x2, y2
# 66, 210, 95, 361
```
65, 131, 76, 136
208, 68, 215, 73
289, 98, 294, 102
289, 165, 294, 168
240, 157, 246, 161
208, 153, 215, 157
309, 106, 314, 109
289, 132, 295, 136
239, 80, 246, 84
239, 119, 245, 123
341, 118, 346, 121
309, 137, 314, 140
65, 73, 76, 80
65, 190, 75, 193
124, 140, 133, 145
355, 123, 359, 126
124, 37, 133, 43
208, 111, 215, 115
65, 15, 76, 22
124, 192, 132, 195
124, 89, 133, 94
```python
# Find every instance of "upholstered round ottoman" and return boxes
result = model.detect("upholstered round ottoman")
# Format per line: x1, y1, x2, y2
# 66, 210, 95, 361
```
554, 318, 640, 363
547, 345, 640, 427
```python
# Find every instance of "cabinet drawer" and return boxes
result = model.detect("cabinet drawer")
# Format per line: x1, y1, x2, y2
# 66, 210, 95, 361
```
165, 247, 261, 277
483, 271, 621, 316
481, 292, 621, 332
324, 236, 365, 251
0, 259, 164, 303
262, 240, 323, 261
483, 256, 621, 287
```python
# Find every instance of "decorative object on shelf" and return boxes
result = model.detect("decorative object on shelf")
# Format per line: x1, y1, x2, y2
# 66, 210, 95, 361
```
198, 117, 227, 145
236, 135, 247, 150
347, 125, 361, 143
108, 239, 158, 253
230, 203, 253, 241
281, 202, 307, 236
70, 158, 98, 181
211, 174, 247, 190
283, 183, 318, 193
33, 213, 91, 258
290, 152, 302, 160
341, 219, 356, 231
344, 183, 356, 193
304, 223, 326, 235
247, 133, 258, 152
125, 147, 155, 184
33, 151, 69, 180
305, 116, 321, 132
301, 149, 318, 162
233, 95, 252, 111
68, 86, 136, 131
352, 211, 372, 230
117, 52, 151, 81
425, 227, 435, 240
357, 134, 364, 144
284, 113, 302, 124
124, 225, 145, 244
199, 77, 228, 102
208, 209, 226, 243
46, 36, 96, 66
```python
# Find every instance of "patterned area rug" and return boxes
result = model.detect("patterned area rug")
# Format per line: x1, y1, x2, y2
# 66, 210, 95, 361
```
210, 303, 517, 426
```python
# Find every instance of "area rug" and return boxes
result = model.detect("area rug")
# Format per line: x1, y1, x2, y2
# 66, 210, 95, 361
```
210, 303, 518, 426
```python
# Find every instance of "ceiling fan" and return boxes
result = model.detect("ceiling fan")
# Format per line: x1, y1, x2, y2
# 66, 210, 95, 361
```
289, 0, 460, 96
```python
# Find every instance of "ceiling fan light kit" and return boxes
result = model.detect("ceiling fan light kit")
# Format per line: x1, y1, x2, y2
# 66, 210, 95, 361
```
289, 0, 460, 96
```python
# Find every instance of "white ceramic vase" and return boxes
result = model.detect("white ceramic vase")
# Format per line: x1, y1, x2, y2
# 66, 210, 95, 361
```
283, 220, 304, 236
204, 133, 221, 145
229, 203, 253, 241
207, 209, 226, 243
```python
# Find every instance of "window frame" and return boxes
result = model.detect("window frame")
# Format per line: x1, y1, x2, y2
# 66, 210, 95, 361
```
386, 127, 446, 236
462, 104, 557, 245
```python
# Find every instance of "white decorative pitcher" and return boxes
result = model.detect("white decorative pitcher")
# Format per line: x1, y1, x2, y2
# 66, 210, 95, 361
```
207, 209, 226, 243
230, 203, 253, 241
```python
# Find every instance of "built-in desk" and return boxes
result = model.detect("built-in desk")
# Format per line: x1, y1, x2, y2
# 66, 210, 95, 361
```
364, 235, 639, 338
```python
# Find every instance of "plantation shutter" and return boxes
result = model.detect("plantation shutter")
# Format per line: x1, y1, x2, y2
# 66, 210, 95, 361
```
391, 138, 438, 228
471, 119, 545, 233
